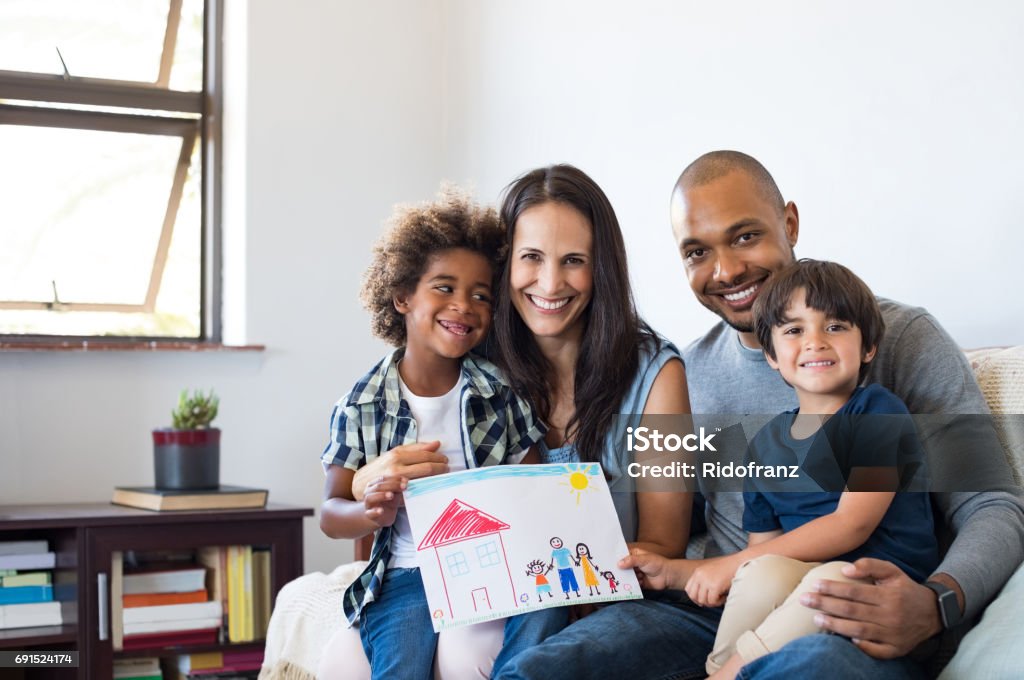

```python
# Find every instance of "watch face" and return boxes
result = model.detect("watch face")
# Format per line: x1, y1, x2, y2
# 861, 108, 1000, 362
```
937, 589, 961, 628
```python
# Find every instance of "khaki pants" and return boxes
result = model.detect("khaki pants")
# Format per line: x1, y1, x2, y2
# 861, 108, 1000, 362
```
706, 555, 867, 675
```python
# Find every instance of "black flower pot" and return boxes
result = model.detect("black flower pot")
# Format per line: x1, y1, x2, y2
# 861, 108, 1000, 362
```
153, 428, 221, 490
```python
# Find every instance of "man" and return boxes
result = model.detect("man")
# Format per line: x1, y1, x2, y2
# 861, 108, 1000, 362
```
497, 151, 1024, 679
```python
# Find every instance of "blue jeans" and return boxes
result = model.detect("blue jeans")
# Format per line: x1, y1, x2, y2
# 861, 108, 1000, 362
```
359, 567, 437, 680
740, 634, 926, 680
492, 606, 570, 677
495, 598, 720, 680
496, 597, 926, 680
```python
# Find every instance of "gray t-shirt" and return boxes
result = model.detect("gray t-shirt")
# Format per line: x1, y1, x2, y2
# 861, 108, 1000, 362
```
682, 298, 1024, 620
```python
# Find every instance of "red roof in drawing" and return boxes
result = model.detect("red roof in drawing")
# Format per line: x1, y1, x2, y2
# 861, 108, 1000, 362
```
417, 499, 510, 549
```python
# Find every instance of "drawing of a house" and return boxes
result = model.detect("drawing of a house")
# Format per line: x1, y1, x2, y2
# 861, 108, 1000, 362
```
417, 499, 518, 620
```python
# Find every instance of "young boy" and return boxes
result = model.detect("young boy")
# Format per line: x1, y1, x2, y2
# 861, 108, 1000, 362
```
623, 259, 938, 680
318, 189, 558, 679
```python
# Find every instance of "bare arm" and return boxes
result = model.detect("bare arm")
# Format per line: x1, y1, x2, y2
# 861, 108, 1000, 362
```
737, 490, 896, 564
320, 464, 400, 539
683, 491, 896, 606
631, 358, 692, 557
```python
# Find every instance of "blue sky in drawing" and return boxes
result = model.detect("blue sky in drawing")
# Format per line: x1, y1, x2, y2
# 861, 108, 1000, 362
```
405, 462, 602, 498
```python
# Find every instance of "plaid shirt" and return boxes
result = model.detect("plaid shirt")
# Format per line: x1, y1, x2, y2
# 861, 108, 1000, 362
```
320, 348, 545, 625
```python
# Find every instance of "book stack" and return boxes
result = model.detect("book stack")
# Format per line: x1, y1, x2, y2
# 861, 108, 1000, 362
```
225, 546, 272, 643
0, 540, 65, 629
122, 564, 221, 648
177, 649, 263, 679
114, 657, 162, 680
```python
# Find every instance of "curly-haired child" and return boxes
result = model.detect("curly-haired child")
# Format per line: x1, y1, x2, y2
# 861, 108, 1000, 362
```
318, 187, 566, 680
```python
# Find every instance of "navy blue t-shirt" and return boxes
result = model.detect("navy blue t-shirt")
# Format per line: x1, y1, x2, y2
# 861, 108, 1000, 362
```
742, 384, 939, 582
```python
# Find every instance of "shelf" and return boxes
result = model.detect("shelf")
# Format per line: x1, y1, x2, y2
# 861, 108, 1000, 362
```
0, 625, 78, 649
0, 502, 311, 678
114, 640, 265, 659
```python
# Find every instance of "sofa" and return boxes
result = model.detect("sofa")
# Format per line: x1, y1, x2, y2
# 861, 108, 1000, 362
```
260, 346, 1024, 679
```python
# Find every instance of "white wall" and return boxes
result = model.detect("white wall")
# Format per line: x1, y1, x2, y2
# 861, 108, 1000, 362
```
3, 1, 1023, 576
443, 0, 1024, 350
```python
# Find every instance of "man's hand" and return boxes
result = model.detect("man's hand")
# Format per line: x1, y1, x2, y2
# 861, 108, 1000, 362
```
618, 549, 678, 591
800, 558, 945, 658
351, 442, 448, 501
684, 555, 740, 607
363, 475, 406, 528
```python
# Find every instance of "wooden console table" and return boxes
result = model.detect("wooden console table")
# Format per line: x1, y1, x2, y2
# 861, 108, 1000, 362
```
0, 502, 313, 679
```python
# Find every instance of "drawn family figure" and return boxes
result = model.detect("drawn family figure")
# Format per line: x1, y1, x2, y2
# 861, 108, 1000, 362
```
526, 559, 555, 602
602, 571, 619, 594
573, 543, 601, 596
548, 537, 581, 599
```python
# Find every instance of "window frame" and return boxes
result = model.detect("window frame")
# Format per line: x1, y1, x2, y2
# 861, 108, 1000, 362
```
0, 0, 223, 344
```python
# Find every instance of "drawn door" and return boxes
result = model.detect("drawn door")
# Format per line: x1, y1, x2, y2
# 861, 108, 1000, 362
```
471, 587, 492, 612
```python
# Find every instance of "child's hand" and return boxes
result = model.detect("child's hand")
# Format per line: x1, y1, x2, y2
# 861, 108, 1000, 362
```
363, 475, 406, 528
685, 555, 740, 607
618, 549, 675, 590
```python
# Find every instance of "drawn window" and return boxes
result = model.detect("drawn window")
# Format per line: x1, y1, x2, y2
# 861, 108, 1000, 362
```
0, 0, 219, 340
446, 552, 469, 577
476, 541, 500, 568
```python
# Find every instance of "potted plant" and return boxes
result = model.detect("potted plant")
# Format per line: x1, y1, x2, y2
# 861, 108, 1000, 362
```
153, 389, 221, 490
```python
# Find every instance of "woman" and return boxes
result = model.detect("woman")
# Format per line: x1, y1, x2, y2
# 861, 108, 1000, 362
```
493, 164, 690, 554
319, 164, 692, 678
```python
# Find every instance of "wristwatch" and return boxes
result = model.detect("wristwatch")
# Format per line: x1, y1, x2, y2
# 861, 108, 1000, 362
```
924, 581, 963, 630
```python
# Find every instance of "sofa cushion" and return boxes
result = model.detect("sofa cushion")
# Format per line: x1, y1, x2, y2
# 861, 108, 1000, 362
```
965, 346, 1024, 486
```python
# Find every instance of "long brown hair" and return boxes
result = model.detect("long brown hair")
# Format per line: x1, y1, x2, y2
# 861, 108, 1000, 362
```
494, 164, 656, 464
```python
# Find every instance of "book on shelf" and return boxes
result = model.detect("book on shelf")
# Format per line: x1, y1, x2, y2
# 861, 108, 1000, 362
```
123, 616, 222, 636
177, 649, 264, 677
121, 627, 218, 651
124, 566, 208, 594
124, 588, 207, 608
0, 600, 73, 629
123, 600, 222, 625
226, 545, 255, 642
0, 552, 56, 570
0, 584, 53, 605
197, 546, 227, 631
0, 571, 52, 587
252, 548, 271, 638
0, 540, 49, 556
113, 657, 162, 680
112, 485, 268, 512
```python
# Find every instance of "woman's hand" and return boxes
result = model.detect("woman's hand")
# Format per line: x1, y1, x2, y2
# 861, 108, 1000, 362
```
351, 442, 449, 501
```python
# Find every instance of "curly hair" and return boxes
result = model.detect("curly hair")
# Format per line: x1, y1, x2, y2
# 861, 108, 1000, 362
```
361, 186, 506, 347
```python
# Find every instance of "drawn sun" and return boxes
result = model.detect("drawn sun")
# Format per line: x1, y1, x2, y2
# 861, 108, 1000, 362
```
560, 463, 599, 505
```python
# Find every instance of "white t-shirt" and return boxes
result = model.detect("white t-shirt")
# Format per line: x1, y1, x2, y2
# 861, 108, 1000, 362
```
388, 374, 468, 568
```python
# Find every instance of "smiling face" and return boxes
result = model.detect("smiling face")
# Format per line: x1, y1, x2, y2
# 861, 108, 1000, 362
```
550, 537, 563, 549
671, 170, 799, 342
394, 247, 493, 365
765, 289, 876, 412
510, 201, 594, 345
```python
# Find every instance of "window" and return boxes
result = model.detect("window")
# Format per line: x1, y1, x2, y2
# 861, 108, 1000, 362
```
446, 551, 470, 577
476, 541, 500, 568
0, 0, 220, 341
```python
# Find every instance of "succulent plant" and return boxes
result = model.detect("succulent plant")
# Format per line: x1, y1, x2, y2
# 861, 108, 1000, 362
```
171, 389, 220, 430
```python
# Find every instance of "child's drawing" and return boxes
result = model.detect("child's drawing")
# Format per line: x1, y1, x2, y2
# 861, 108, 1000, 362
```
526, 559, 554, 602
602, 570, 620, 594
574, 543, 601, 596
549, 536, 581, 599
405, 463, 643, 630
